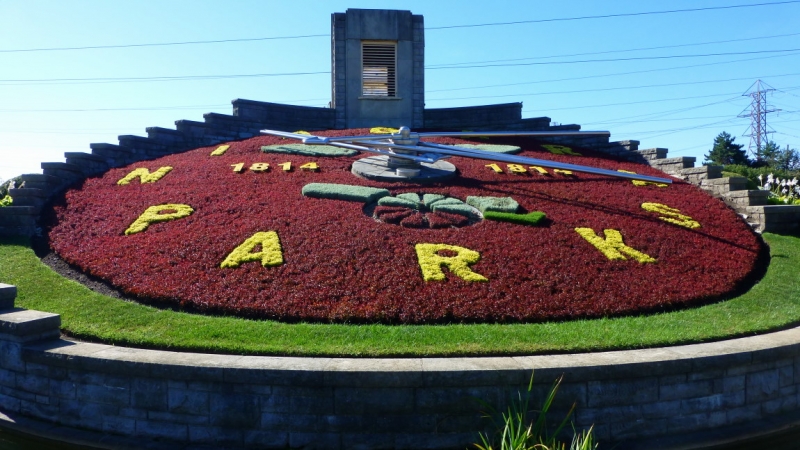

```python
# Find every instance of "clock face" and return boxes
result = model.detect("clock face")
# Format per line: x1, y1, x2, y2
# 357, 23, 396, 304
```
46, 129, 764, 324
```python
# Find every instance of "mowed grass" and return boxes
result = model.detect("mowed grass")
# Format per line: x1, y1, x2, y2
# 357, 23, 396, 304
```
2, 233, 799, 357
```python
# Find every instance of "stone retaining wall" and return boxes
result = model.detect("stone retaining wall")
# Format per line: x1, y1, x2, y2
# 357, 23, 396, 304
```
1, 283, 800, 449
423, 103, 526, 130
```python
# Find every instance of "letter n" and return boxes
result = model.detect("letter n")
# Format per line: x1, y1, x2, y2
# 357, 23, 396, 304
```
117, 167, 173, 185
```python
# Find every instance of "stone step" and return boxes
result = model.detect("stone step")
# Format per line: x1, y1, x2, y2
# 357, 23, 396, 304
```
647, 156, 696, 174
0, 206, 38, 237
745, 205, 800, 234
700, 175, 747, 194
7, 188, 46, 212
203, 113, 264, 139
17, 174, 60, 193
64, 152, 110, 177
91, 143, 136, 167
118, 135, 170, 158
515, 116, 552, 130
635, 148, 668, 161
41, 162, 85, 188
0, 284, 17, 310
175, 119, 238, 144
0, 309, 61, 343
146, 126, 189, 146
680, 165, 722, 184
722, 189, 771, 207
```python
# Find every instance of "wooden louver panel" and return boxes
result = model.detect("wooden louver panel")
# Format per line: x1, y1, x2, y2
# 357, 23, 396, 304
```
362, 42, 396, 97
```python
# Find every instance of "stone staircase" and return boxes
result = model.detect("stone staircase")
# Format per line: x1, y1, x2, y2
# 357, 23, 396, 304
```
611, 145, 800, 234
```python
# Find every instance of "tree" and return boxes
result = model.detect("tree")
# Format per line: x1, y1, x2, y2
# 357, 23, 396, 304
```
757, 141, 800, 171
756, 140, 781, 167
775, 146, 800, 171
704, 132, 749, 166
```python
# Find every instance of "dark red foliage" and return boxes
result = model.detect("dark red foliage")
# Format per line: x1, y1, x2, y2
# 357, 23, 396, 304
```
46, 129, 765, 324
427, 212, 470, 228
374, 206, 413, 225
399, 212, 427, 228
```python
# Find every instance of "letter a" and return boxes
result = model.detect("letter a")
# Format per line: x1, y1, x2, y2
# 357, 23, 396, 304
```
574, 228, 656, 263
221, 231, 284, 268
415, 243, 488, 282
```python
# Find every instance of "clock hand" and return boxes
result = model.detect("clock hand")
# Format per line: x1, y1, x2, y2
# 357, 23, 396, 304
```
261, 127, 673, 185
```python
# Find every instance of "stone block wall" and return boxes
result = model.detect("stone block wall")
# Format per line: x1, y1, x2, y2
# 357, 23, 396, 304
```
232, 99, 335, 132
423, 103, 525, 130
2, 282, 800, 449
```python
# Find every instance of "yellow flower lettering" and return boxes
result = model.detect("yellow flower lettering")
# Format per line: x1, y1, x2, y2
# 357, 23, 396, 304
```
617, 169, 668, 188
117, 167, 173, 185
221, 231, 284, 268
641, 202, 701, 229
574, 228, 656, 263
210, 145, 230, 156
543, 145, 581, 156
125, 204, 193, 235
415, 243, 488, 282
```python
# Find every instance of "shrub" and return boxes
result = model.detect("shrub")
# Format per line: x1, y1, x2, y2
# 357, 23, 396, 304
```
484, 211, 546, 226
467, 196, 520, 214
474, 373, 597, 450
301, 183, 390, 203
261, 144, 358, 157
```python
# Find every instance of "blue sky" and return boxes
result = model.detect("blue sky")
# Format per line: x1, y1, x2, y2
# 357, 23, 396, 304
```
1, 0, 799, 182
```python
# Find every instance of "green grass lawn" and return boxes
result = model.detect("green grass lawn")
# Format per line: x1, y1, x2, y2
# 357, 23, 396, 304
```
2, 233, 798, 357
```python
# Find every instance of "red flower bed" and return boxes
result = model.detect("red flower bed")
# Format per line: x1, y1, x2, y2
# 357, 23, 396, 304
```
46, 129, 765, 324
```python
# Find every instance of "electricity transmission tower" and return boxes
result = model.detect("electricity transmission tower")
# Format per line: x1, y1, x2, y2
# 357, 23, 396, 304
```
739, 79, 780, 159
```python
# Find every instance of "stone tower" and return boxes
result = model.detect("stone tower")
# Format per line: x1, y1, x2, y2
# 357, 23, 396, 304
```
331, 9, 425, 129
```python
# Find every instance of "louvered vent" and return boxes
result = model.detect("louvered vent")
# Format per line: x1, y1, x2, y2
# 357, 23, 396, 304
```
362, 42, 396, 97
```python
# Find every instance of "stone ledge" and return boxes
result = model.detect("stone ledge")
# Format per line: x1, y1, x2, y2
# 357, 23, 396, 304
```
701, 175, 747, 192
0, 206, 37, 216
64, 152, 111, 177
7, 188, 46, 211
635, 148, 668, 161
15, 323, 800, 385
17, 174, 60, 193
648, 157, 697, 172
90, 143, 136, 168
0, 284, 16, 310
0, 309, 60, 343
723, 189, 770, 207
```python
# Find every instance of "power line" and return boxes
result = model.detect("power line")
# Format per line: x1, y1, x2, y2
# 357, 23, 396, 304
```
427, 48, 800, 70
4, 47, 799, 88
429, 55, 800, 93
0, 71, 330, 86
2, 2, 797, 54
522, 92, 751, 113
0, 104, 229, 113
427, 32, 800, 68
0, 98, 329, 113
428, 78, 800, 102
426, 1, 800, 30
0, 34, 328, 53
583, 98, 744, 127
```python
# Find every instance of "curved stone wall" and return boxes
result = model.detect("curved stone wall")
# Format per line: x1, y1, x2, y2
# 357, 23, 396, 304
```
1, 283, 800, 449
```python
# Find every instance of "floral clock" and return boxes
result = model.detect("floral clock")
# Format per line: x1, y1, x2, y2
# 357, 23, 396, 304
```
46, 129, 764, 324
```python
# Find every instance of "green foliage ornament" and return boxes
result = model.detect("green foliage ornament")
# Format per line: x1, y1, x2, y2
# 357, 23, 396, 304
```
261, 144, 358, 157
